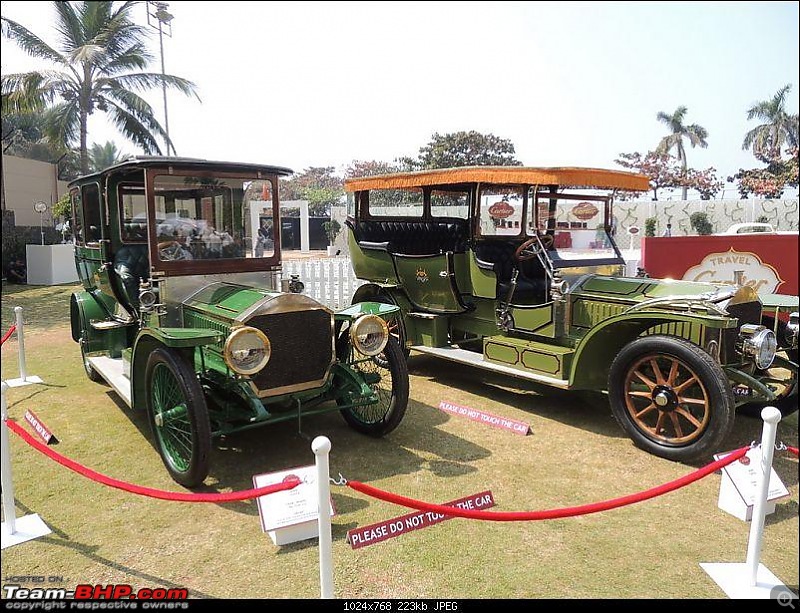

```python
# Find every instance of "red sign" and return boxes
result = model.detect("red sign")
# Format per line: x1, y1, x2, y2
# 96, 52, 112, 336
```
438, 401, 530, 436
488, 201, 515, 219
641, 234, 798, 296
347, 491, 495, 549
24, 410, 58, 445
571, 202, 599, 221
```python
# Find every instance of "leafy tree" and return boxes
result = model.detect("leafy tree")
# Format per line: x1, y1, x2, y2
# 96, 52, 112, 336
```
742, 84, 799, 162
403, 130, 522, 170
1, 1, 199, 173
656, 106, 708, 199
615, 151, 683, 200
2, 111, 81, 179
279, 166, 343, 216
689, 211, 714, 235
344, 159, 401, 179
644, 217, 657, 237
682, 167, 724, 200
89, 140, 127, 171
730, 147, 799, 198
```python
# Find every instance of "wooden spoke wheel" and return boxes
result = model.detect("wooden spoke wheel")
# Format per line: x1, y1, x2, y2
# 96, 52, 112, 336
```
609, 335, 735, 461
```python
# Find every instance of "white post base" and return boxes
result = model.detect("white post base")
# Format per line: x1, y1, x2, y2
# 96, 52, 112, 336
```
4, 376, 43, 388
701, 562, 792, 599
1, 514, 51, 549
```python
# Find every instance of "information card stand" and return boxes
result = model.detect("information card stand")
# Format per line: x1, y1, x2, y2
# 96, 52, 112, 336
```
254, 465, 335, 546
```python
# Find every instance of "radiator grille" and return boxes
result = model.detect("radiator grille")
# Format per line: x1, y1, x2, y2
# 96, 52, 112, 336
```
249, 309, 333, 393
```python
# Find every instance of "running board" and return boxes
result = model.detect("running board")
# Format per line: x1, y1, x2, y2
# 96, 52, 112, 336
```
410, 345, 570, 389
87, 356, 132, 407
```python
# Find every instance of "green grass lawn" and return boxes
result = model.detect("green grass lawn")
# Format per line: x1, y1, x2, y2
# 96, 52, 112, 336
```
1, 283, 797, 599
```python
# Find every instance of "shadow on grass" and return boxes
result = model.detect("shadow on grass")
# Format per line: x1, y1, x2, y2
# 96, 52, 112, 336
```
12, 500, 216, 599
1, 282, 81, 332
407, 353, 624, 440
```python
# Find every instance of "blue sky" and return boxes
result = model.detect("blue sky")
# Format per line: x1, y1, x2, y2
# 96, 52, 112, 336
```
1, 1, 798, 196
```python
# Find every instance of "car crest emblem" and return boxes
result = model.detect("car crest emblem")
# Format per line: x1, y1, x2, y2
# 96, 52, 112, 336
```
416, 268, 429, 284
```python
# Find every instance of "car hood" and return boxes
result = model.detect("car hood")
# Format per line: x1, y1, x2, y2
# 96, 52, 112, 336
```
182, 281, 327, 324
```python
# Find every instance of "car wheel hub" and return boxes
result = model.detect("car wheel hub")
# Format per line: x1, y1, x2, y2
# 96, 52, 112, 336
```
652, 385, 678, 411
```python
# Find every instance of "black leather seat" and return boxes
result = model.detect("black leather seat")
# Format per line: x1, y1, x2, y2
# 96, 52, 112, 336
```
474, 241, 547, 303
350, 219, 467, 255
114, 244, 149, 308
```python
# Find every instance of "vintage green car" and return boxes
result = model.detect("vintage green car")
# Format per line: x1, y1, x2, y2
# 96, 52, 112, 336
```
68, 157, 408, 487
344, 166, 799, 461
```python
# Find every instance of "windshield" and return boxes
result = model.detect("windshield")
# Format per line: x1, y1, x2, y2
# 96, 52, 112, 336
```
151, 174, 276, 263
528, 191, 621, 262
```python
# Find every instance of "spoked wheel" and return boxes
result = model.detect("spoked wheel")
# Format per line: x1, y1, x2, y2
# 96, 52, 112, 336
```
79, 336, 103, 382
145, 348, 211, 487
337, 334, 409, 436
609, 335, 735, 462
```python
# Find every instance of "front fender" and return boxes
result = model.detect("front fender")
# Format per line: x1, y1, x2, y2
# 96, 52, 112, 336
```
129, 327, 223, 410
335, 301, 399, 323
570, 312, 736, 390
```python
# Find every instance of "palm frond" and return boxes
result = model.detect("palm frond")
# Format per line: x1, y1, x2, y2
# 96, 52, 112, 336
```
1, 16, 68, 66
104, 100, 164, 155
53, 0, 86, 52
42, 101, 80, 148
99, 42, 152, 74
105, 73, 199, 99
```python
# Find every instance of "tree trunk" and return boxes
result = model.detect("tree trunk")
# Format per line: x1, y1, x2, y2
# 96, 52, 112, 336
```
680, 148, 688, 201
80, 110, 89, 175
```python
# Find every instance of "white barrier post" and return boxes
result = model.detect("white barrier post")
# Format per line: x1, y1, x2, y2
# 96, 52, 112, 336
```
5, 307, 43, 388
745, 407, 781, 586
1, 381, 52, 549
312, 436, 334, 599
1, 382, 18, 535
701, 406, 792, 599
15, 307, 26, 381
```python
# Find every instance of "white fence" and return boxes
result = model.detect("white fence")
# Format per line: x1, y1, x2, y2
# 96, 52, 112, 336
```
282, 257, 365, 311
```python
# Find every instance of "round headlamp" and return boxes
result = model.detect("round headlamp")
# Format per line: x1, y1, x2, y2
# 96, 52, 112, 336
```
224, 326, 271, 375
349, 314, 389, 357
737, 324, 777, 370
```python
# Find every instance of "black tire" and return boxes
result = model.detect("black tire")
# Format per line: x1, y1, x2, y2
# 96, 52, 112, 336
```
337, 335, 409, 436
739, 317, 798, 418
144, 348, 211, 487
80, 336, 104, 383
608, 335, 735, 462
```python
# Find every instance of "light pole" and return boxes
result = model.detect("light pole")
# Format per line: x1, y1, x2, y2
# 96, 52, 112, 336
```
147, 2, 174, 156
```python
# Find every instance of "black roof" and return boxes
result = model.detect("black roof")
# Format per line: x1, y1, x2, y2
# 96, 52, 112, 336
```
67, 156, 294, 187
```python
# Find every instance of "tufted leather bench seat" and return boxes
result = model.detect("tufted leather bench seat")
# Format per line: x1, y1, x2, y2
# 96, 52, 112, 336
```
114, 244, 150, 308
474, 240, 547, 303
349, 219, 468, 255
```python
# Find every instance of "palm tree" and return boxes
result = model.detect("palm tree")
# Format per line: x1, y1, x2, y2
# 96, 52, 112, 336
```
656, 106, 708, 199
89, 140, 127, 171
742, 84, 800, 162
1, 1, 198, 174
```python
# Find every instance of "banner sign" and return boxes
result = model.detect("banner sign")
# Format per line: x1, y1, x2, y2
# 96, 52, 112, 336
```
641, 234, 798, 296
24, 410, 58, 445
347, 491, 495, 549
438, 401, 530, 436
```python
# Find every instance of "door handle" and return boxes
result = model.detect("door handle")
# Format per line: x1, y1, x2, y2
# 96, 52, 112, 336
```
439, 271, 449, 278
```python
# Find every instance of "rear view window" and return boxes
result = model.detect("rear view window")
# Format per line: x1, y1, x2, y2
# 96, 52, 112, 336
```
368, 189, 423, 217
431, 190, 469, 220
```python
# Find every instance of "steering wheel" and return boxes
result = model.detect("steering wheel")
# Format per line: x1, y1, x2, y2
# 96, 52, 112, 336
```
515, 234, 554, 261
158, 240, 190, 261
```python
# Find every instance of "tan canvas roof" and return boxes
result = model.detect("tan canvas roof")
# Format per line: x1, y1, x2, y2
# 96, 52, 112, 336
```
344, 166, 650, 192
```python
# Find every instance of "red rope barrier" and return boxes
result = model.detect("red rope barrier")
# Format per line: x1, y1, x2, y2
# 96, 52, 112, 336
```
347, 447, 750, 521
1, 324, 16, 346
787, 446, 799, 457
6, 419, 299, 502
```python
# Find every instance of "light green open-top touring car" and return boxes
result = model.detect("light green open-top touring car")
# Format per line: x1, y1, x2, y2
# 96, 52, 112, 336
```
344, 166, 798, 461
